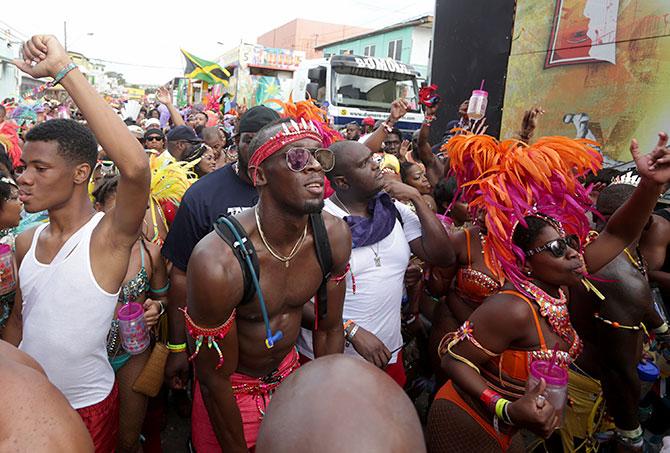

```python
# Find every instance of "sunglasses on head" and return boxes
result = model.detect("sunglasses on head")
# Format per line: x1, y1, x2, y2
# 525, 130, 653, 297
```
95, 160, 118, 177
525, 234, 580, 258
285, 147, 335, 173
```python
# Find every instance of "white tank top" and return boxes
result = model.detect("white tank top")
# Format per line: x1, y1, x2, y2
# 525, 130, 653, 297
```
19, 212, 119, 409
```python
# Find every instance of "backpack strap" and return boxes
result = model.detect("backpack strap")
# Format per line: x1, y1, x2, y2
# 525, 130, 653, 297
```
395, 205, 404, 227
213, 214, 259, 306
310, 212, 332, 325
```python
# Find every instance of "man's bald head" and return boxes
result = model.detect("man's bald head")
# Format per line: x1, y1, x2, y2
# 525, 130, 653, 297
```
327, 140, 382, 198
256, 355, 426, 453
327, 140, 369, 181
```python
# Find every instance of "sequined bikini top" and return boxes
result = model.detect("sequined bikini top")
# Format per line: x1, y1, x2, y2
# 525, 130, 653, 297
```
482, 290, 579, 400
455, 228, 503, 304
119, 241, 150, 304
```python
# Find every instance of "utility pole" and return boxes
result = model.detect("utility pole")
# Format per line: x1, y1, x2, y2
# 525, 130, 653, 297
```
63, 21, 67, 51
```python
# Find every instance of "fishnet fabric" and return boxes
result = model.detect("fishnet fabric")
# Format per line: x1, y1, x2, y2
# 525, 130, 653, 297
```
426, 398, 525, 453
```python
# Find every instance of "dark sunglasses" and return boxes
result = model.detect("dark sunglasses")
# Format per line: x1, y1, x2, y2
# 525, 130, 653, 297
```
146, 136, 163, 142
525, 234, 580, 258
286, 147, 335, 173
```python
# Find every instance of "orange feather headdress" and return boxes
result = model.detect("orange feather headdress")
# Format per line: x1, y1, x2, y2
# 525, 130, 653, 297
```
265, 97, 342, 148
447, 133, 602, 287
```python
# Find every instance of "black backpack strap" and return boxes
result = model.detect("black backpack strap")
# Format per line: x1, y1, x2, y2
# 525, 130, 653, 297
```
395, 207, 404, 227
310, 213, 332, 323
213, 215, 259, 306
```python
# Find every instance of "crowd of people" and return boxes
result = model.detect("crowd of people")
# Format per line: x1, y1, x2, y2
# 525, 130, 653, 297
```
1, 33, 670, 453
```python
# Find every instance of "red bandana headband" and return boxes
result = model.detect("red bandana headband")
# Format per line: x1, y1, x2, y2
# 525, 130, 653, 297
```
248, 118, 324, 185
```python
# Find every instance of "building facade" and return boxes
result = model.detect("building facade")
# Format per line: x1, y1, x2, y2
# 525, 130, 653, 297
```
0, 29, 22, 100
316, 15, 433, 79
218, 43, 306, 107
257, 19, 370, 60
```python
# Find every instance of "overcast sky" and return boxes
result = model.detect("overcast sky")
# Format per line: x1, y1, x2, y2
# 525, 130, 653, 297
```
2, 0, 434, 85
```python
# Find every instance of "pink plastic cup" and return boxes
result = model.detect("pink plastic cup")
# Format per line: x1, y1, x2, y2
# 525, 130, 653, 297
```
117, 302, 150, 355
526, 360, 569, 422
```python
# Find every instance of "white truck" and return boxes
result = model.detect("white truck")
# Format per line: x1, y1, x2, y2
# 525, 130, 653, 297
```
292, 55, 424, 135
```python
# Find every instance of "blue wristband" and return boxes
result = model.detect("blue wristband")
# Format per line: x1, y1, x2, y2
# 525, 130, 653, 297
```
51, 62, 77, 85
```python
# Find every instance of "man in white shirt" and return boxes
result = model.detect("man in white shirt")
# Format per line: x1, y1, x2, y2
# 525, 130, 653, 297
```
298, 140, 455, 386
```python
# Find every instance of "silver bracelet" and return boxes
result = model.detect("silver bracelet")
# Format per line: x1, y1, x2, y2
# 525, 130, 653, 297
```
156, 300, 166, 317
502, 401, 513, 425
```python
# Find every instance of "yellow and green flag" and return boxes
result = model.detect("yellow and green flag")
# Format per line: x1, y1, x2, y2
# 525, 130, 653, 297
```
181, 49, 231, 86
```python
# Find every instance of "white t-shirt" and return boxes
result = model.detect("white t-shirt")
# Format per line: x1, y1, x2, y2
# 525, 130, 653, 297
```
297, 198, 422, 364
358, 133, 373, 144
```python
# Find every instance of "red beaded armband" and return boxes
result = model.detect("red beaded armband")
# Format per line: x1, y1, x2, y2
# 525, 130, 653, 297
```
330, 263, 356, 293
180, 308, 236, 370
480, 388, 502, 413
330, 263, 350, 284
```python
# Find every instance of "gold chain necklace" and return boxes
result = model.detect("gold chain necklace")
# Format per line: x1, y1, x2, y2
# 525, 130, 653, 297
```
255, 208, 308, 268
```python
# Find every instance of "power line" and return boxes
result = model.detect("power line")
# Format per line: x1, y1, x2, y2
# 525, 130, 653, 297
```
0, 20, 28, 40
88, 57, 183, 71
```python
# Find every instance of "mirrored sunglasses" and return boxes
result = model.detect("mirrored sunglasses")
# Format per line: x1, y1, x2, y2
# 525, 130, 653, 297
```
285, 147, 335, 173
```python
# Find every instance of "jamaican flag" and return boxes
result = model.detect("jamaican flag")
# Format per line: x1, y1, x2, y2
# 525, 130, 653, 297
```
181, 49, 230, 86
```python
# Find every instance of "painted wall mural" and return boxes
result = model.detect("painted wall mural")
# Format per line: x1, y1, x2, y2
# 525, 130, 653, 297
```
501, 0, 670, 163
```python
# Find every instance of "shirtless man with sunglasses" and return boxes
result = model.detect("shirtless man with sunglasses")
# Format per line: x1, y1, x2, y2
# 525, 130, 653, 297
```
185, 118, 351, 452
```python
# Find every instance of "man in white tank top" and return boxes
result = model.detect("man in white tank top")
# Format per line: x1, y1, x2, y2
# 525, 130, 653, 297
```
3, 35, 150, 452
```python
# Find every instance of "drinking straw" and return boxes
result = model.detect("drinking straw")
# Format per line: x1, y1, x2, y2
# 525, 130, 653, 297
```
548, 342, 560, 374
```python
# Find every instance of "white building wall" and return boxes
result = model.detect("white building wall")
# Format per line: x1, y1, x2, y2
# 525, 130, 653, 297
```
0, 32, 21, 99
410, 26, 433, 78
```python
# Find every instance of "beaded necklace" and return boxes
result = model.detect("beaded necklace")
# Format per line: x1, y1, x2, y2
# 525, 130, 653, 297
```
623, 247, 647, 278
520, 281, 582, 359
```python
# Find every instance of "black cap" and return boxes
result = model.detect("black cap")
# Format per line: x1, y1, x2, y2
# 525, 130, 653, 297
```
239, 106, 280, 134
166, 125, 202, 142
144, 128, 165, 139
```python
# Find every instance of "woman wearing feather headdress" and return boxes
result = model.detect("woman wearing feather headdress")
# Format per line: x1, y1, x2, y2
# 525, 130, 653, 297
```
425, 108, 544, 386
426, 132, 670, 453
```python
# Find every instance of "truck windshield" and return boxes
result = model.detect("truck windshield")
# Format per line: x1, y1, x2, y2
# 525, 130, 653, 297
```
331, 66, 420, 112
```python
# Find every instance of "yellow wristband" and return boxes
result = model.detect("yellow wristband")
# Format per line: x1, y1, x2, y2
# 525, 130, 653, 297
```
167, 342, 187, 353
495, 398, 509, 420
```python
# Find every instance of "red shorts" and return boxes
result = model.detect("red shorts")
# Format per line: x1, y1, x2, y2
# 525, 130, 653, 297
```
192, 349, 299, 452
385, 351, 407, 388
76, 382, 119, 453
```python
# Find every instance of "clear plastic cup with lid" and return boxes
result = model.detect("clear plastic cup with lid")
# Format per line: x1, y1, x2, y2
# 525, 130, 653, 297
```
526, 360, 569, 422
467, 90, 488, 121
